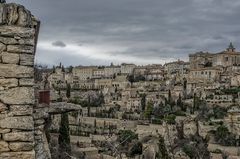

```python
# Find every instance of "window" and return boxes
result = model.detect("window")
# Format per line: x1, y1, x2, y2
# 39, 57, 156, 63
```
225, 57, 228, 61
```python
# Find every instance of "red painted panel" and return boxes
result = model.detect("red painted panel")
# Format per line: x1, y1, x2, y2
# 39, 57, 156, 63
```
39, 90, 50, 105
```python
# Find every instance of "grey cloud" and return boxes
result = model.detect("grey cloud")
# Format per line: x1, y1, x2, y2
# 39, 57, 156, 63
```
52, 41, 66, 47
9, 0, 240, 66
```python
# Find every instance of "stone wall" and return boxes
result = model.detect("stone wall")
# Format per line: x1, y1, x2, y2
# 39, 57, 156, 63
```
0, 2, 39, 159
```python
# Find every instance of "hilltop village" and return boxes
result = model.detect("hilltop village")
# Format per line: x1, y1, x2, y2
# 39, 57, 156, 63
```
37, 43, 240, 159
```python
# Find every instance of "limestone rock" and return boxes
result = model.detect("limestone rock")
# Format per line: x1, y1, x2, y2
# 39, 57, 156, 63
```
0, 102, 7, 112
0, 87, 34, 104
9, 142, 34, 151
0, 3, 7, 24
0, 26, 35, 38
0, 128, 10, 133
0, 36, 18, 44
0, 64, 33, 78
19, 78, 34, 86
20, 54, 34, 66
6, 3, 18, 25
17, 5, 32, 27
0, 116, 34, 130
0, 141, 9, 152
10, 105, 33, 116
18, 38, 34, 46
0, 41, 6, 51
7, 45, 34, 54
3, 132, 34, 142
0, 151, 35, 159
0, 78, 18, 90
2, 52, 19, 64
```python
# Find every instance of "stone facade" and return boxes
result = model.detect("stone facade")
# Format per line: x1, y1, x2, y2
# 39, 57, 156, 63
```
0, 2, 40, 159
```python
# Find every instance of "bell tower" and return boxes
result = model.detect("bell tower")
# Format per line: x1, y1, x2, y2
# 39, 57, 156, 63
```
227, 42, 235, 52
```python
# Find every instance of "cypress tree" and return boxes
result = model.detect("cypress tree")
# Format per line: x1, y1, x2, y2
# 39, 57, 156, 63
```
156, 135, 171, 159
58, 112, 71, 159
66, 83, 71, 98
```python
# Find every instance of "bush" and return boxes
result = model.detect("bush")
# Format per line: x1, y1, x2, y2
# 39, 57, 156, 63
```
164, 114, 176, 125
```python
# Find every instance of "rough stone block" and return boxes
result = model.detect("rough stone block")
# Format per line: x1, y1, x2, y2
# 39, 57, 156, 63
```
0, 116, 34, 130
0, 4, 7, 25
18, 38, 34, 46
0, 87, 34, 105
0, 102, 7, 112
0, 128, 11, 133
0, 78, 18, 90
0, 42, 6, 52
19, 78, 34, 86
20, 54, 34, 66
0, 26, 35, 38
9, 105, 33, 116
2, 52, 19, 64
9, 142, 34, 151
0, 151, 35, 159
0, 64, 33, 78
0, 141, 10, 152
3, 132, 34, 142
7, 45, 34, 54
0, 36, 18, 44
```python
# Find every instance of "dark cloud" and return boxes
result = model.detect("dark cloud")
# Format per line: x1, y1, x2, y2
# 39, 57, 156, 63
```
8, 0, 240, 66
52, 41, 66, 47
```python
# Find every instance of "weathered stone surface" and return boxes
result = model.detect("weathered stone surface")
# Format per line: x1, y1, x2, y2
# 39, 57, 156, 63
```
7, 45, 34, 54
18, 38, 34, 46
2, 52, 19, 64
0, 64, 33, 78
0, 26, 35, 38
19, 78, 34, 86
0, 41, 6, 51
17, 5, 32, 27
3, 132, 34, 142
6, 3, 19, 25
0, 78, 18, 90
34, 119, 45, 126
0, 36, 18, 44
0, 151, 35, 159
0, 102, 7, 112
0, 128, 10, 133
0, 87, 34, 104
0, 4, 7, 24
0, 116, 34, 130
0, 141, 10, 152
0, 3, 34, 27
10, 105, 33, 116
20, 54, 34, 66
9, 142, 34, 151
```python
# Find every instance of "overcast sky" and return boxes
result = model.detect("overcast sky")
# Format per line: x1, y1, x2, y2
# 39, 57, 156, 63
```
9, 0, 240, 66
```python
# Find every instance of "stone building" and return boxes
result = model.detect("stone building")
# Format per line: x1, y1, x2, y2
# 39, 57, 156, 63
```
72, 66, 97, 81
189, 43, 240, 69
120, 63, 136, 74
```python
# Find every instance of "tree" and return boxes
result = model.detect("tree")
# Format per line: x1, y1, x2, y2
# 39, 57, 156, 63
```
215, 125, 237, 146
68, 66, 73, 73
140, 93, 146, 111
128, 142, 143, 157
144, 101, 153, 119
58, 113, 71, 159
156, 135, 170, 159
52, 65, 56, 73
66, 83, 71, 98
117, 130, 138, 146
164, 114, 176, 125
94, 119, 97, 134
127, 75, 135, 86
177, 94, 185, 111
